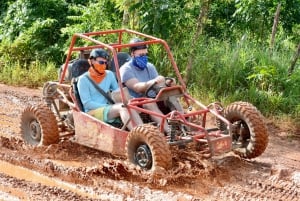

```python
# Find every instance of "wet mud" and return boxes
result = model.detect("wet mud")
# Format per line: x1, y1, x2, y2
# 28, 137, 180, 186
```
0, 83, 300, 200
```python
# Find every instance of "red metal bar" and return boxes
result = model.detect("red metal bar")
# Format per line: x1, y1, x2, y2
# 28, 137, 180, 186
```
59, 34, 78, 84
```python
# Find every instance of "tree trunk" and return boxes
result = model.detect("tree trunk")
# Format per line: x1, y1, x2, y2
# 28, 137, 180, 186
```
288, 43, 300, 76
184, 0, 210, 84
122, 10, 130, 28
270, 3, 281, 50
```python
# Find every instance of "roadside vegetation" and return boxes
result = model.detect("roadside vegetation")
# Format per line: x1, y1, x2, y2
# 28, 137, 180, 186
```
0, 0, 299, 120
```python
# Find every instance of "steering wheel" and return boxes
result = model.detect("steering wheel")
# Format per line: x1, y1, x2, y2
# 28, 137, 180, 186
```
144, 77, 175, 98
145, 81, 164, 98
165, 77, 174, 87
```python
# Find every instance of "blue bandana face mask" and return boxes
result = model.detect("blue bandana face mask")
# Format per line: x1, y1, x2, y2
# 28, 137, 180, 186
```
133, 55, 148, 70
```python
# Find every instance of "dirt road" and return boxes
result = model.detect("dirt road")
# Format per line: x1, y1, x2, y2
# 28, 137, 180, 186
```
0, 83, 300, 200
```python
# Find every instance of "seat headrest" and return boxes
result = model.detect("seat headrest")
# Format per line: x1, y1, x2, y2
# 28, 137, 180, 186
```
109, 52, 131, 72
71, 59, 90, 78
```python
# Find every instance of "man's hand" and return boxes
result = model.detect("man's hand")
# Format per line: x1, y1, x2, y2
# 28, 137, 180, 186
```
146, 76, 165, 88
154, 75, 165, 85
165, 77, 176, 87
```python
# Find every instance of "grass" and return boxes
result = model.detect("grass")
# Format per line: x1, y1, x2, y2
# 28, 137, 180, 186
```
179, 38, 300, 118
0, 59, 58, 88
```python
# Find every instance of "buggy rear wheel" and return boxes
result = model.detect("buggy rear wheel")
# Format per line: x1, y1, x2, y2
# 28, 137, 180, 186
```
20, 104, 59, 146
224, 101, 268, 159
126, 124, 172, 171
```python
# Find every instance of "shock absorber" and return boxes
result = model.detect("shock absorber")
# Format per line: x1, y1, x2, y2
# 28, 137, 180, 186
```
168, 119, 179, 142
42, 82, 61, 118
43, 82, 58, 106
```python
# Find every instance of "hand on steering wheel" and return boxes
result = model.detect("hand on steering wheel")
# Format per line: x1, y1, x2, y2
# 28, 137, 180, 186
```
165, 77, 174, 87
144, 76, 174, 98
145, 81, 164, 98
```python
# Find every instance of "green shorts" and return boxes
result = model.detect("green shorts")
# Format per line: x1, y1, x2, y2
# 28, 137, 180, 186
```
88, 105, 113, 123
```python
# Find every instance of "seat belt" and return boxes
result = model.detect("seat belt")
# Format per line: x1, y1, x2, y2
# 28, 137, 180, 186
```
85, 75, 115, 104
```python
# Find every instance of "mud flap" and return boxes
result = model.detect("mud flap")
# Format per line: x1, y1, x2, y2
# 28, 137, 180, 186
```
209, 135, 232, 155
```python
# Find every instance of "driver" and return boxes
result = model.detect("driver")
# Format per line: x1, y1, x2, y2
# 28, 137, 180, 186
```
120, 38, 174, 133
120, 38, 167, 98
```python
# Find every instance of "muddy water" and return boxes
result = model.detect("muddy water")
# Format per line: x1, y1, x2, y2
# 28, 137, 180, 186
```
0, 157, 198, 200
0, 190, 20, 201
0, 136, 203, 200
0, 160, 100, 199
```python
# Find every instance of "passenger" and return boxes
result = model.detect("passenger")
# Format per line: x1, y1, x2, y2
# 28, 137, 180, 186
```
77, 48, 143, 130
120, 38, 183, 133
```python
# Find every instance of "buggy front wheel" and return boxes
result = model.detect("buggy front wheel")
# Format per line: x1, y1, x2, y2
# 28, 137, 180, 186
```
20, 104, 59, 146
126, 124, 172, 171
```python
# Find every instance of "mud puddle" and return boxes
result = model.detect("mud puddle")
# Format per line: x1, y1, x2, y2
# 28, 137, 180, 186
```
0, 160, 100, 200
0, 136, 206, 200
1, 134, 300, 200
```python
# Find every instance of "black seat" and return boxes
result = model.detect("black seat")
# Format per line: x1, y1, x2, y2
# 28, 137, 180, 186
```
70, 59, 90, 111
72, 78, 84, 111
71, 59, 90, 78
109, 52, 131, 73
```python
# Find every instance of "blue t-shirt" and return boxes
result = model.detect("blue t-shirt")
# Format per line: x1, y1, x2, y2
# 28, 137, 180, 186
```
120, 60, 158, 98
77, 70, 119, 112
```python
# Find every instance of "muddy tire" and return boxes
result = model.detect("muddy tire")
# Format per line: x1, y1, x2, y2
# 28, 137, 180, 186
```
126, 124, 172, 171
224, 101, 268, 159
20, 104, 59, 146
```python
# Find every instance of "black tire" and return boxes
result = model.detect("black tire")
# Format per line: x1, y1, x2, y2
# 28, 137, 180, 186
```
20, 104, 59, 146
224, 101, 268, 159
126, 124, 172, 171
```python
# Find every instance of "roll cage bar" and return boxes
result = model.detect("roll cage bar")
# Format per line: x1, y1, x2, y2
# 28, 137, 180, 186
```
59, 29, 186, 94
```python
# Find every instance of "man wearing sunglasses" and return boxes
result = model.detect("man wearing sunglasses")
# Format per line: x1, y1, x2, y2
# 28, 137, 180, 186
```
77, 48, 143, 130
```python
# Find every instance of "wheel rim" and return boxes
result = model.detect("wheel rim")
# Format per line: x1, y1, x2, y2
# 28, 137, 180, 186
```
232, 120, 250, 147
134, 144, 152, 169
29, 120, 42, 142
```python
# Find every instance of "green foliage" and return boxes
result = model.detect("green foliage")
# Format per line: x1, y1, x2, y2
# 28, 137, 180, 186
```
233, 0, 300, 42
184, 36, 299, 117
277, 0, 300, 33
61, 0, 122, 36
205, 0, 236, 38
0, 0, 299, 119
291, 24, 300, 42
0, 0, 69, 64
61, 0, 123, 53
234, 0, 272, 34
0, 0, 9, 19
1, 19, 64, 63
0, 59, 57, 88
123, 0, 199, 44
0, 0, 68, 41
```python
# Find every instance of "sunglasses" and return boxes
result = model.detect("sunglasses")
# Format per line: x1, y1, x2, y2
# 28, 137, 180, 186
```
97, 61, 108, 65
134, 53, 148, 57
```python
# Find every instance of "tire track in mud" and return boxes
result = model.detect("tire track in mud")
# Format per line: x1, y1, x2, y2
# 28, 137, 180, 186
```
0, 172, 90, 201
0, 135, 206, 200
2, 134, 299, 201
0, 136, 198, 200
205, 154, 300, 201
210, 178, 300, 201
0, 136, 213, 185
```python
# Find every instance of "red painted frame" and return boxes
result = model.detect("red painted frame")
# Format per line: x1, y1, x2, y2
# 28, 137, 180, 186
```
58, 29, 232, 156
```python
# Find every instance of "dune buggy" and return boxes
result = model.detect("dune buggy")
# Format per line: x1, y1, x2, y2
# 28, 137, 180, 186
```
20, 29, 268, 171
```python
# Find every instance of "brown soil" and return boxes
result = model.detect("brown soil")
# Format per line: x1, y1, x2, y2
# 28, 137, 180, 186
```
0, 83, 300, 201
